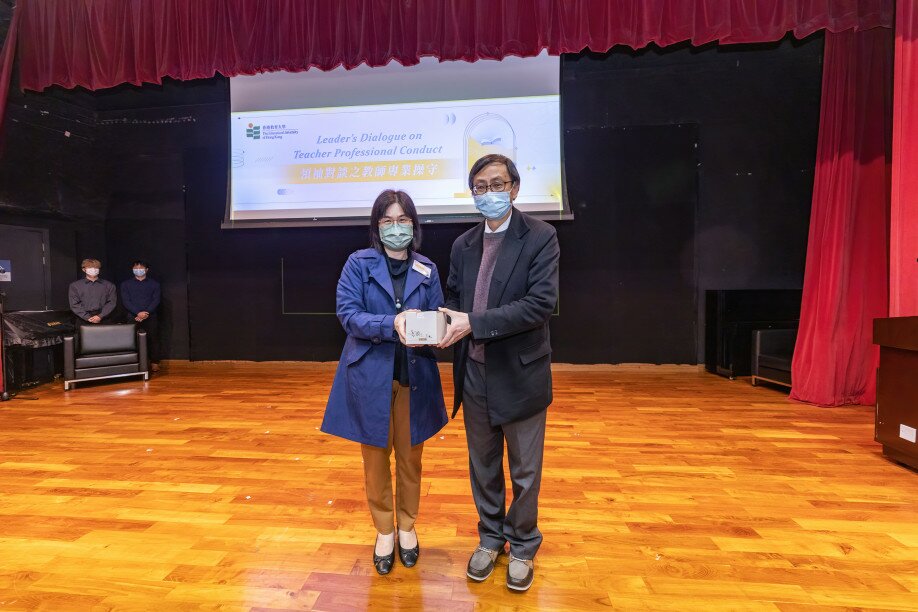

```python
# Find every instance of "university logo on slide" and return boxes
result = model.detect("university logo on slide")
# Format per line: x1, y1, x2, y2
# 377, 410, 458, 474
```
246, 124, 261, 139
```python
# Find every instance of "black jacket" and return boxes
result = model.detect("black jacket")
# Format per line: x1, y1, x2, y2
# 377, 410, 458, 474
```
445, 209, 560, 425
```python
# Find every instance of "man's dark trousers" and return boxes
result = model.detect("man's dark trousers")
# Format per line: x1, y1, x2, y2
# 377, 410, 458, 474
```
462, 358, 547, 560
134, 314, 159, 364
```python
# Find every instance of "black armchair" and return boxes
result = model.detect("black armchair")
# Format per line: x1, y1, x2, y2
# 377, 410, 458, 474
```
751, 328, 797, 388
63, 324, 149, 390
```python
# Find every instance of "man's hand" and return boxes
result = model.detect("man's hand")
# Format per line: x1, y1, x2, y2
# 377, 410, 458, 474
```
138, 311, 149, 321
437, 307, 471, 348
88, 315, 101, 324
395, 310, 423, 347
134, 315, 143, 322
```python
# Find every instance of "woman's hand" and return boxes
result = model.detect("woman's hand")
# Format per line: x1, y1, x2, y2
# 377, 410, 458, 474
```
394, 309, 421, 346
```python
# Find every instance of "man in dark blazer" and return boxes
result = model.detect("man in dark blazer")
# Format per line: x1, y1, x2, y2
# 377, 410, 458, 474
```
438, 154, 560, 592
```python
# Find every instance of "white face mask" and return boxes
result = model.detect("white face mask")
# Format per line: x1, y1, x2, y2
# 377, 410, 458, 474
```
85, 267, 100, 277
133, 268, 147, 277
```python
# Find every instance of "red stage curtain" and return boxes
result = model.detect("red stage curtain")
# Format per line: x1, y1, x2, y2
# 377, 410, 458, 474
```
890, 0, 918, 317
790, 27, 892, 407
16, 0, 893, 92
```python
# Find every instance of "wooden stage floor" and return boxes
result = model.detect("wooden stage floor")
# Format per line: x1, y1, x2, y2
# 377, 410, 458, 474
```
0, 362, 916, 611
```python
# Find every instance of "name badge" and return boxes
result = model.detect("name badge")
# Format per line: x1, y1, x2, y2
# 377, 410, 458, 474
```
412, 260, 432, 278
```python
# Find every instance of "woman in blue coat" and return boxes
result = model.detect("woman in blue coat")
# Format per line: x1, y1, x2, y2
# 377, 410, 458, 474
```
322, 189, 448, 575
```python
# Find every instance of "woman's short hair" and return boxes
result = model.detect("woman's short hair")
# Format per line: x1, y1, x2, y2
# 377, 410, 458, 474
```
81, 258, 101, 268
369, 189, 422, 252
467, 154, 521, 190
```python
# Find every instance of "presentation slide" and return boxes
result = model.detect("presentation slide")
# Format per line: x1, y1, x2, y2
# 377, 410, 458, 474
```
226, 53, 568, 227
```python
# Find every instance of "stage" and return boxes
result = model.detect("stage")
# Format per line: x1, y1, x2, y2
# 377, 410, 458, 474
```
0, 363, 915, 611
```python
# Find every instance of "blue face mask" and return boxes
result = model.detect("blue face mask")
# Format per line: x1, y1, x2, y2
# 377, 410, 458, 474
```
473, 191, 512, 220
379, 223, 413, 251
133, 269, 146, 278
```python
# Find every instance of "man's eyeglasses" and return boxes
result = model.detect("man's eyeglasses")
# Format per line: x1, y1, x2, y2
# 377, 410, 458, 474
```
378, 216, 412, 228
471, 179, 515, 196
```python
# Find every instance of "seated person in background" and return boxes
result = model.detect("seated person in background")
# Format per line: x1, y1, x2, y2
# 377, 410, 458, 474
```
120, 260, 162, 372
68, 258, 117, 326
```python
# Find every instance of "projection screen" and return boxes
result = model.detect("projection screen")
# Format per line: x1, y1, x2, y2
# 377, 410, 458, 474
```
226, 51, 569, 227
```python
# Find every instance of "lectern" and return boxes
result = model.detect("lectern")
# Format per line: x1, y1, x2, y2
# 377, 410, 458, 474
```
874, 317, 918, 470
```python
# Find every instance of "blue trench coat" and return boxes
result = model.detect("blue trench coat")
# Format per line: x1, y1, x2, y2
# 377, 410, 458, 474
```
321, 248, 448, 448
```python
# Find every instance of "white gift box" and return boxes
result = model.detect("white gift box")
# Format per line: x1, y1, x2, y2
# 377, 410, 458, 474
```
404, 311, 447, 345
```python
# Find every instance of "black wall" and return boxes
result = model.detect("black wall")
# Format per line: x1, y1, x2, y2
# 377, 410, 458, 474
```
0, 25, 107, 309
97, 101, 226, 360
183, 35, 821, 363
563, 37, 821, 360
1, 33, 823, 364
558, 123, 699, 363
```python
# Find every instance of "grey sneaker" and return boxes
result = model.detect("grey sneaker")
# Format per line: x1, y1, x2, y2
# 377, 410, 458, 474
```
467, 545, 501, 581
506, 555, 534, 591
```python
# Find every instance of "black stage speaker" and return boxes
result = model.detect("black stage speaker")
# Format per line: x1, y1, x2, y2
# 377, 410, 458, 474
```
3, 345, 62, 391
704, 289, 802, 379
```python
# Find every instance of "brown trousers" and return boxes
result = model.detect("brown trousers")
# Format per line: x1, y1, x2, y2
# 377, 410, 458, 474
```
361, 382, 424, 534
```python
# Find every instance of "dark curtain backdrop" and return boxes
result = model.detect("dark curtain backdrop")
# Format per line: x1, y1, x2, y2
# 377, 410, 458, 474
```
8, 0, 902, 409
0, 1, 19, 144
790, 27, 892, 407
17, 0, 892, 92
890, 0, 918, 317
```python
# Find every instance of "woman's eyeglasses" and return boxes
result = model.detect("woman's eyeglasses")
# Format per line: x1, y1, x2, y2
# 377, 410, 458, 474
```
378, 216, 412, 228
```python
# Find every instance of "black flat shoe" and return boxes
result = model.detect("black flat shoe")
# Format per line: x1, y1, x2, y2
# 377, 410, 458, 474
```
397, 528, 420, 568
373, 536, 396, 575
398, 541, 419, 568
